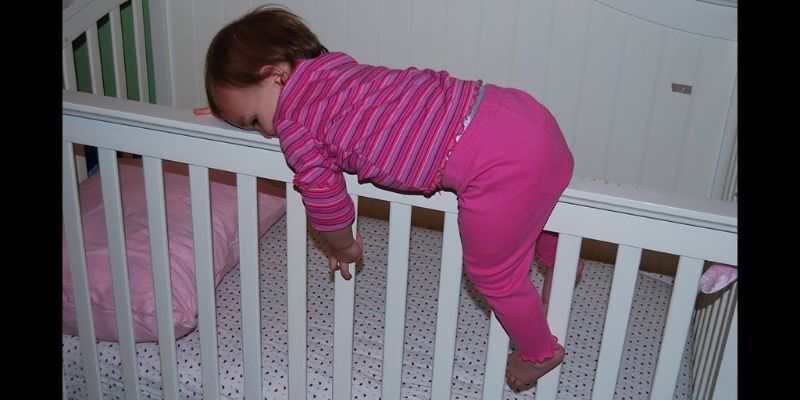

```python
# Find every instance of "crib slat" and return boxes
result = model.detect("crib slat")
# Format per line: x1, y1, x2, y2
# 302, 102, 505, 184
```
691, 312, 702, 383
131, 0, 150, 102
697, 303, 720, 400
430, 212, 463, 400
381, 202, 412, 400
701, 284, 737, 400
62, 45, 77, 90
693, 287, 724, 399
63, 142, 103, 400
86, 25, 104, 95
237, 174, 262, 400
142, 156, 180, 400
481, 313, 510, 400
711, 301, 736, 400
109, 7, 128, 99
591, 245, 643, 400
333, 195, 359, 400
189, 165, 221, 400
74, 144, 89, 184
98, 149, 141, 400
63, 42, 86, 182
650, 256, 704, 400
286, 186, 308, 400
537, 234, 583, 400
692, 292, 715, 393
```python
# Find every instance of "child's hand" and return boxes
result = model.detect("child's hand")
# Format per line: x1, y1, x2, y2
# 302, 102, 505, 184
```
193, 107, 212, 116
328, 232, 363, 280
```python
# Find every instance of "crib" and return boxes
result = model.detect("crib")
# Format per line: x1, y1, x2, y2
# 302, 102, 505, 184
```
62, 1, 737, 399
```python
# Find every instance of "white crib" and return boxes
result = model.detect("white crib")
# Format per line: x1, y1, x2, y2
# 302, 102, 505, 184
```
62, 1, 737, 399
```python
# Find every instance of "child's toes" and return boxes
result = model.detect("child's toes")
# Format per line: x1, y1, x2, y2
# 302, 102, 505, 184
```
507, 375, 517, 388
575, 259, 586, 284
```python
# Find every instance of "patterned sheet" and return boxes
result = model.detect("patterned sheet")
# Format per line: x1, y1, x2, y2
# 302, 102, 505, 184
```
63, 216, 694, 399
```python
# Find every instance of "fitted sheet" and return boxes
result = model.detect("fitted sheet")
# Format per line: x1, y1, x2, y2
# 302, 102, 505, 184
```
63, 216, 694, 399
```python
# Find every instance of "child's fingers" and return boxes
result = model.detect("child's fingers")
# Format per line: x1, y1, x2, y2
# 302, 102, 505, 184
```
328, 255, 353, 280
193, 107, 212, 116
353, 232, 364, 258
339, 263, 352, 280
328, 256, 338, 273
355, 232, 363, 246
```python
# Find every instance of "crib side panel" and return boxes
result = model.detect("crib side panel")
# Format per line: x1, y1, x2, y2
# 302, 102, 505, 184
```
63, 0, 156, 183
63, 96, 737, 399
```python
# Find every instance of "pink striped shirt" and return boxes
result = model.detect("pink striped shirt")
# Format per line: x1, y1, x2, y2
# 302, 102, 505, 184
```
275, 52, 482, 232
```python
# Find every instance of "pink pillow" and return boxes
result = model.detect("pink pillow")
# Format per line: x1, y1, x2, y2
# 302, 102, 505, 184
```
699, 263, 738, 294
62, 159, 286, 342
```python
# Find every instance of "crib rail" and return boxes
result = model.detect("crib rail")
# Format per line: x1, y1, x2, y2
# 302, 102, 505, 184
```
63, 0, 150, 101
63, 0, 152, 184
63, 90, 736, 400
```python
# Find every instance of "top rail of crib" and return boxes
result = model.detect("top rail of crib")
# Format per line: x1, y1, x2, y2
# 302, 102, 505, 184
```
63, 0, 130, 46
563, 179, 736, 234
63, 89, 737, 234
63, 89, 284, 154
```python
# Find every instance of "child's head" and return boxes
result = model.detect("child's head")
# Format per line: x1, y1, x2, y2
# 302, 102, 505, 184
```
204, 5, 327, 118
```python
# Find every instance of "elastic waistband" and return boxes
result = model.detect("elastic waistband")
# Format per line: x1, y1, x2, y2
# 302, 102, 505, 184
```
462, 83, 487, 129
441, 84, 504, 193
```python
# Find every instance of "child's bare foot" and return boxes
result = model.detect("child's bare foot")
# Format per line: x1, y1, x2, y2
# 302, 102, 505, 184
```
542, 259, 586, 313
506, 344, 565, 391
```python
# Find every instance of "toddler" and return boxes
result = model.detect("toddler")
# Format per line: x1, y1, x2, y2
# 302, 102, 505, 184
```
195, 5, 581, 390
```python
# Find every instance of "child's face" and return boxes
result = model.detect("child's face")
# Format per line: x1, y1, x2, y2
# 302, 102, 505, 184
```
214, 74, 284, 138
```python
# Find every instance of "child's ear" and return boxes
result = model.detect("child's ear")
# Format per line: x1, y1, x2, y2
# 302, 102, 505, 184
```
259, 64, 290, 86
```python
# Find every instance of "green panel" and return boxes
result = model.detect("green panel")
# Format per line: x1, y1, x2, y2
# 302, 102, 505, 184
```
98, 15, 116, 97
73, 37, 92, 94
143, 0, 156, 103
120, 1, 140, 101
72, 0, 155, 103
68, 0, 157, 171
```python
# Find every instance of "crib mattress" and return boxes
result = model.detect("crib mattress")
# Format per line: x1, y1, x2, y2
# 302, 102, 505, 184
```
63, 216, 694, 399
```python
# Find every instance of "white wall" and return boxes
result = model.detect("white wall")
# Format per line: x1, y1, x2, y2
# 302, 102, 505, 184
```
150, 0, 737, 200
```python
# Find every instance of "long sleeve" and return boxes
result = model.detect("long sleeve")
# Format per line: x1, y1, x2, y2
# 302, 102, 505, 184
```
278, 120, 355, 232
273, 53, 481, 197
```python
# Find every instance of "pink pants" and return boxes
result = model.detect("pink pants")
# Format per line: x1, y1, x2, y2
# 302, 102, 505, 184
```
441, 84, 574, 362
535, 231, 561, 269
